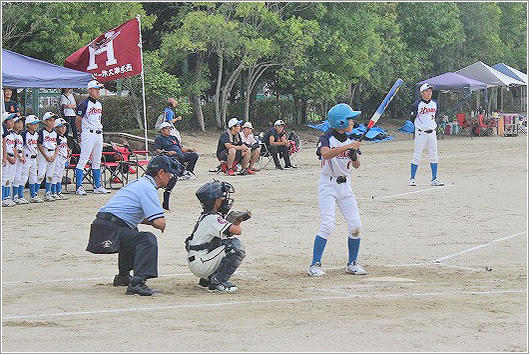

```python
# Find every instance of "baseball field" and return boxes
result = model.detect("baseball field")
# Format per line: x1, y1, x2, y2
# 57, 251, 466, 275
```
1, 129, 527, 352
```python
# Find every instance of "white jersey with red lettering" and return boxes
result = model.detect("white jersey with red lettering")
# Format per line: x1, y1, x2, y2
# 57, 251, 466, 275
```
317, 130, 356, 177
22, 129, 39, 157
76, 97, 103, 131
56, 133, 68, 158
411, 99, 438, 131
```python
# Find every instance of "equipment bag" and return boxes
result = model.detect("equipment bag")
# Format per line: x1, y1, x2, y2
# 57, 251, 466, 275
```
86, 219, 122, 254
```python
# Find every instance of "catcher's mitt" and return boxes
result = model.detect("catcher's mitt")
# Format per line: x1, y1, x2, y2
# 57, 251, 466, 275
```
225, 210, 252, 225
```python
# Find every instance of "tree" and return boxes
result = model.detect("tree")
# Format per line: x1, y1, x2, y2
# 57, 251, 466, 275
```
498, 2, 527, 71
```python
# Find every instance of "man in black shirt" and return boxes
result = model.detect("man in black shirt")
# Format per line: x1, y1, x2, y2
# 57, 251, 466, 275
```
3, 88, 20, 116
264, 119, 295, 170
216, 118, 252, 176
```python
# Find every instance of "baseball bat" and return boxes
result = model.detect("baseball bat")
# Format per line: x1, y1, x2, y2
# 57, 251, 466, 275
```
350, 78, 404, 160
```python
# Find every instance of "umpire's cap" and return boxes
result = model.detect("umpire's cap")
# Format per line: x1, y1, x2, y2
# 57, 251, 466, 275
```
146, 155, 181, 175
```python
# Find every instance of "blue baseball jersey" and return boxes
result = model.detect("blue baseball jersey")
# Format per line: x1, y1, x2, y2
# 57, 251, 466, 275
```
99, 175, 164, 228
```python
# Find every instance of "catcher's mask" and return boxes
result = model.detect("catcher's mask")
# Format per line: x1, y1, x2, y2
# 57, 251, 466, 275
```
195, 180, 235, 215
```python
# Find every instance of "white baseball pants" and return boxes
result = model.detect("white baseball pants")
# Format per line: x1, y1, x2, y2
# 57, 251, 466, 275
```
411, 130, 438, 165
2, 160, 16, 187
76, 131, 103, 170
188, 246, 227, 278
318, 175, 362, 239
37, 150, 57, 184
52, 155, 68, 184
20, 156, 38, 185
13, 157, 24, 187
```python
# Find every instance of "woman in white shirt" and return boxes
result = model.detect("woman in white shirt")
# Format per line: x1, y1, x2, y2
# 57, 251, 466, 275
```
60, 88, 78, 139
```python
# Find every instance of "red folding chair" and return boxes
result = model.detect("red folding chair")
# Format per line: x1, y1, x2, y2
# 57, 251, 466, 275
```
456, 113, 472, 136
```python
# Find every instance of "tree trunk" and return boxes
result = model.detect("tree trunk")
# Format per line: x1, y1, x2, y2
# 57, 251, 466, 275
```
220, 62, 244, 129
243, 68, 253, 121
129, 91, 144, 129
301, 99, 307, 124
191, 95, 205, 132
214, 54, 224, 128
244, 63, 275, 122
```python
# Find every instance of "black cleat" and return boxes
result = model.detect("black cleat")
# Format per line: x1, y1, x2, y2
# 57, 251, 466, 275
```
197, 278, 210, 290
126, 282, 155, 296
113, 274, 133, 287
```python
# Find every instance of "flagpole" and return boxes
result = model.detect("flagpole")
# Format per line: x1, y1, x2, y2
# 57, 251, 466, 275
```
136, 14, 149, 152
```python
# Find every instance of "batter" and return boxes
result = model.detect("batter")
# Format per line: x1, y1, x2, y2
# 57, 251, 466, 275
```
308, 103, 367, 277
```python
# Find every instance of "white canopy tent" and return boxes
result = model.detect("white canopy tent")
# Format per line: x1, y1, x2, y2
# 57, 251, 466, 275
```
456, 61, 526, 113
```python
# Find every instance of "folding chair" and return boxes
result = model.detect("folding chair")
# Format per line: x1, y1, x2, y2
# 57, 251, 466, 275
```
287, 131, 302, 167
472, 114, 494, 136
128, 149, 151, 179
456, 113, 472, 136
255, 132, 274, 170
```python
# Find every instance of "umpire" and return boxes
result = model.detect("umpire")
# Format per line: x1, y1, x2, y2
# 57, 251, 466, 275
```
86, 155, 180, 296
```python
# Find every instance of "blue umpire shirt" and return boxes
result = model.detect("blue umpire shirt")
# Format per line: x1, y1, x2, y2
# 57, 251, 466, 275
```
99, 175, 164, 228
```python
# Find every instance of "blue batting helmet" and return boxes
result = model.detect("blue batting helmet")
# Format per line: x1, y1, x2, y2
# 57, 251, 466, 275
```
327, 103, 361, 130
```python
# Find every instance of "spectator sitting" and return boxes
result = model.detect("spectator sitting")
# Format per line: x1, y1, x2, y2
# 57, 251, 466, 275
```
216, 118, 253, 176
264, 119, 296, 170
154, 121, 198, 177
164, 98, 183, 141
240, 121, 261, 172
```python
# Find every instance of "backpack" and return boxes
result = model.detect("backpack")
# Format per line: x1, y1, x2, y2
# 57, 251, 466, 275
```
154, 112, 166, 131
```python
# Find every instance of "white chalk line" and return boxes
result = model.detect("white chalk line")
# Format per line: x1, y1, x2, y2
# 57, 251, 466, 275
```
357, 184, 454, 200
386, 230, 527, 270
2, 288, 524, 321
432, 231, 527, 262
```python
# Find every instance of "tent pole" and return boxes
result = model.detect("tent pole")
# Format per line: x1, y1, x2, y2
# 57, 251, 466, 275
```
501, 87, 503, 113
136, 14, 149, 152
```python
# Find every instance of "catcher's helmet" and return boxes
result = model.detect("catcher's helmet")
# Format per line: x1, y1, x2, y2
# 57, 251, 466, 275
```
327, 103, 361, 130
196, 180, 235, 214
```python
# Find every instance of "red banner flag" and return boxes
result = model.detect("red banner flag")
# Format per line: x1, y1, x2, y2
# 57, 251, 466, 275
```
64, 18, 142, 82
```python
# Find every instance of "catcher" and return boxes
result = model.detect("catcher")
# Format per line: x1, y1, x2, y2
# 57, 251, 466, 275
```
185, 180, 251, 293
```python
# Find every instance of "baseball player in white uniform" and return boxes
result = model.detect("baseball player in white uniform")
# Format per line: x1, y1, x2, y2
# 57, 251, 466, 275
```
186, 181, 246, 293
20, 115, 43, 203
75, 80, 109, 195
2, 112, 17, 206
52, 118, 69, 200
36, 112, 59, 202
409, 83, 444, 187
308, 103, 367, 277
11, 115, 28, 204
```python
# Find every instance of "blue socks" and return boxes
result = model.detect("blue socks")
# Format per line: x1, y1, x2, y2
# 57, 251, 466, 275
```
51, 184, 57, 195
2, 186, 5, 200
430, 163, 438, 180
17, 185, 24, 199
75, 168, 84, 188
56, 182, 62, 194
311, 235, 327, 266
45, 182, 51, 194
347, 237, 361, 265
92, 169, 101, 188
33, 183, 40, 197
5, 186, 11, 200
411, 163, 418, 179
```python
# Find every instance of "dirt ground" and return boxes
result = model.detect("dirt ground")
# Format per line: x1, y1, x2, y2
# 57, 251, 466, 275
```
1, 127, 527, 352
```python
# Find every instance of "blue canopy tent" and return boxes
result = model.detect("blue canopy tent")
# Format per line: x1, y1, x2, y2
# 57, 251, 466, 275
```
2, 49, 93, 88
493, 63, 527, 113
